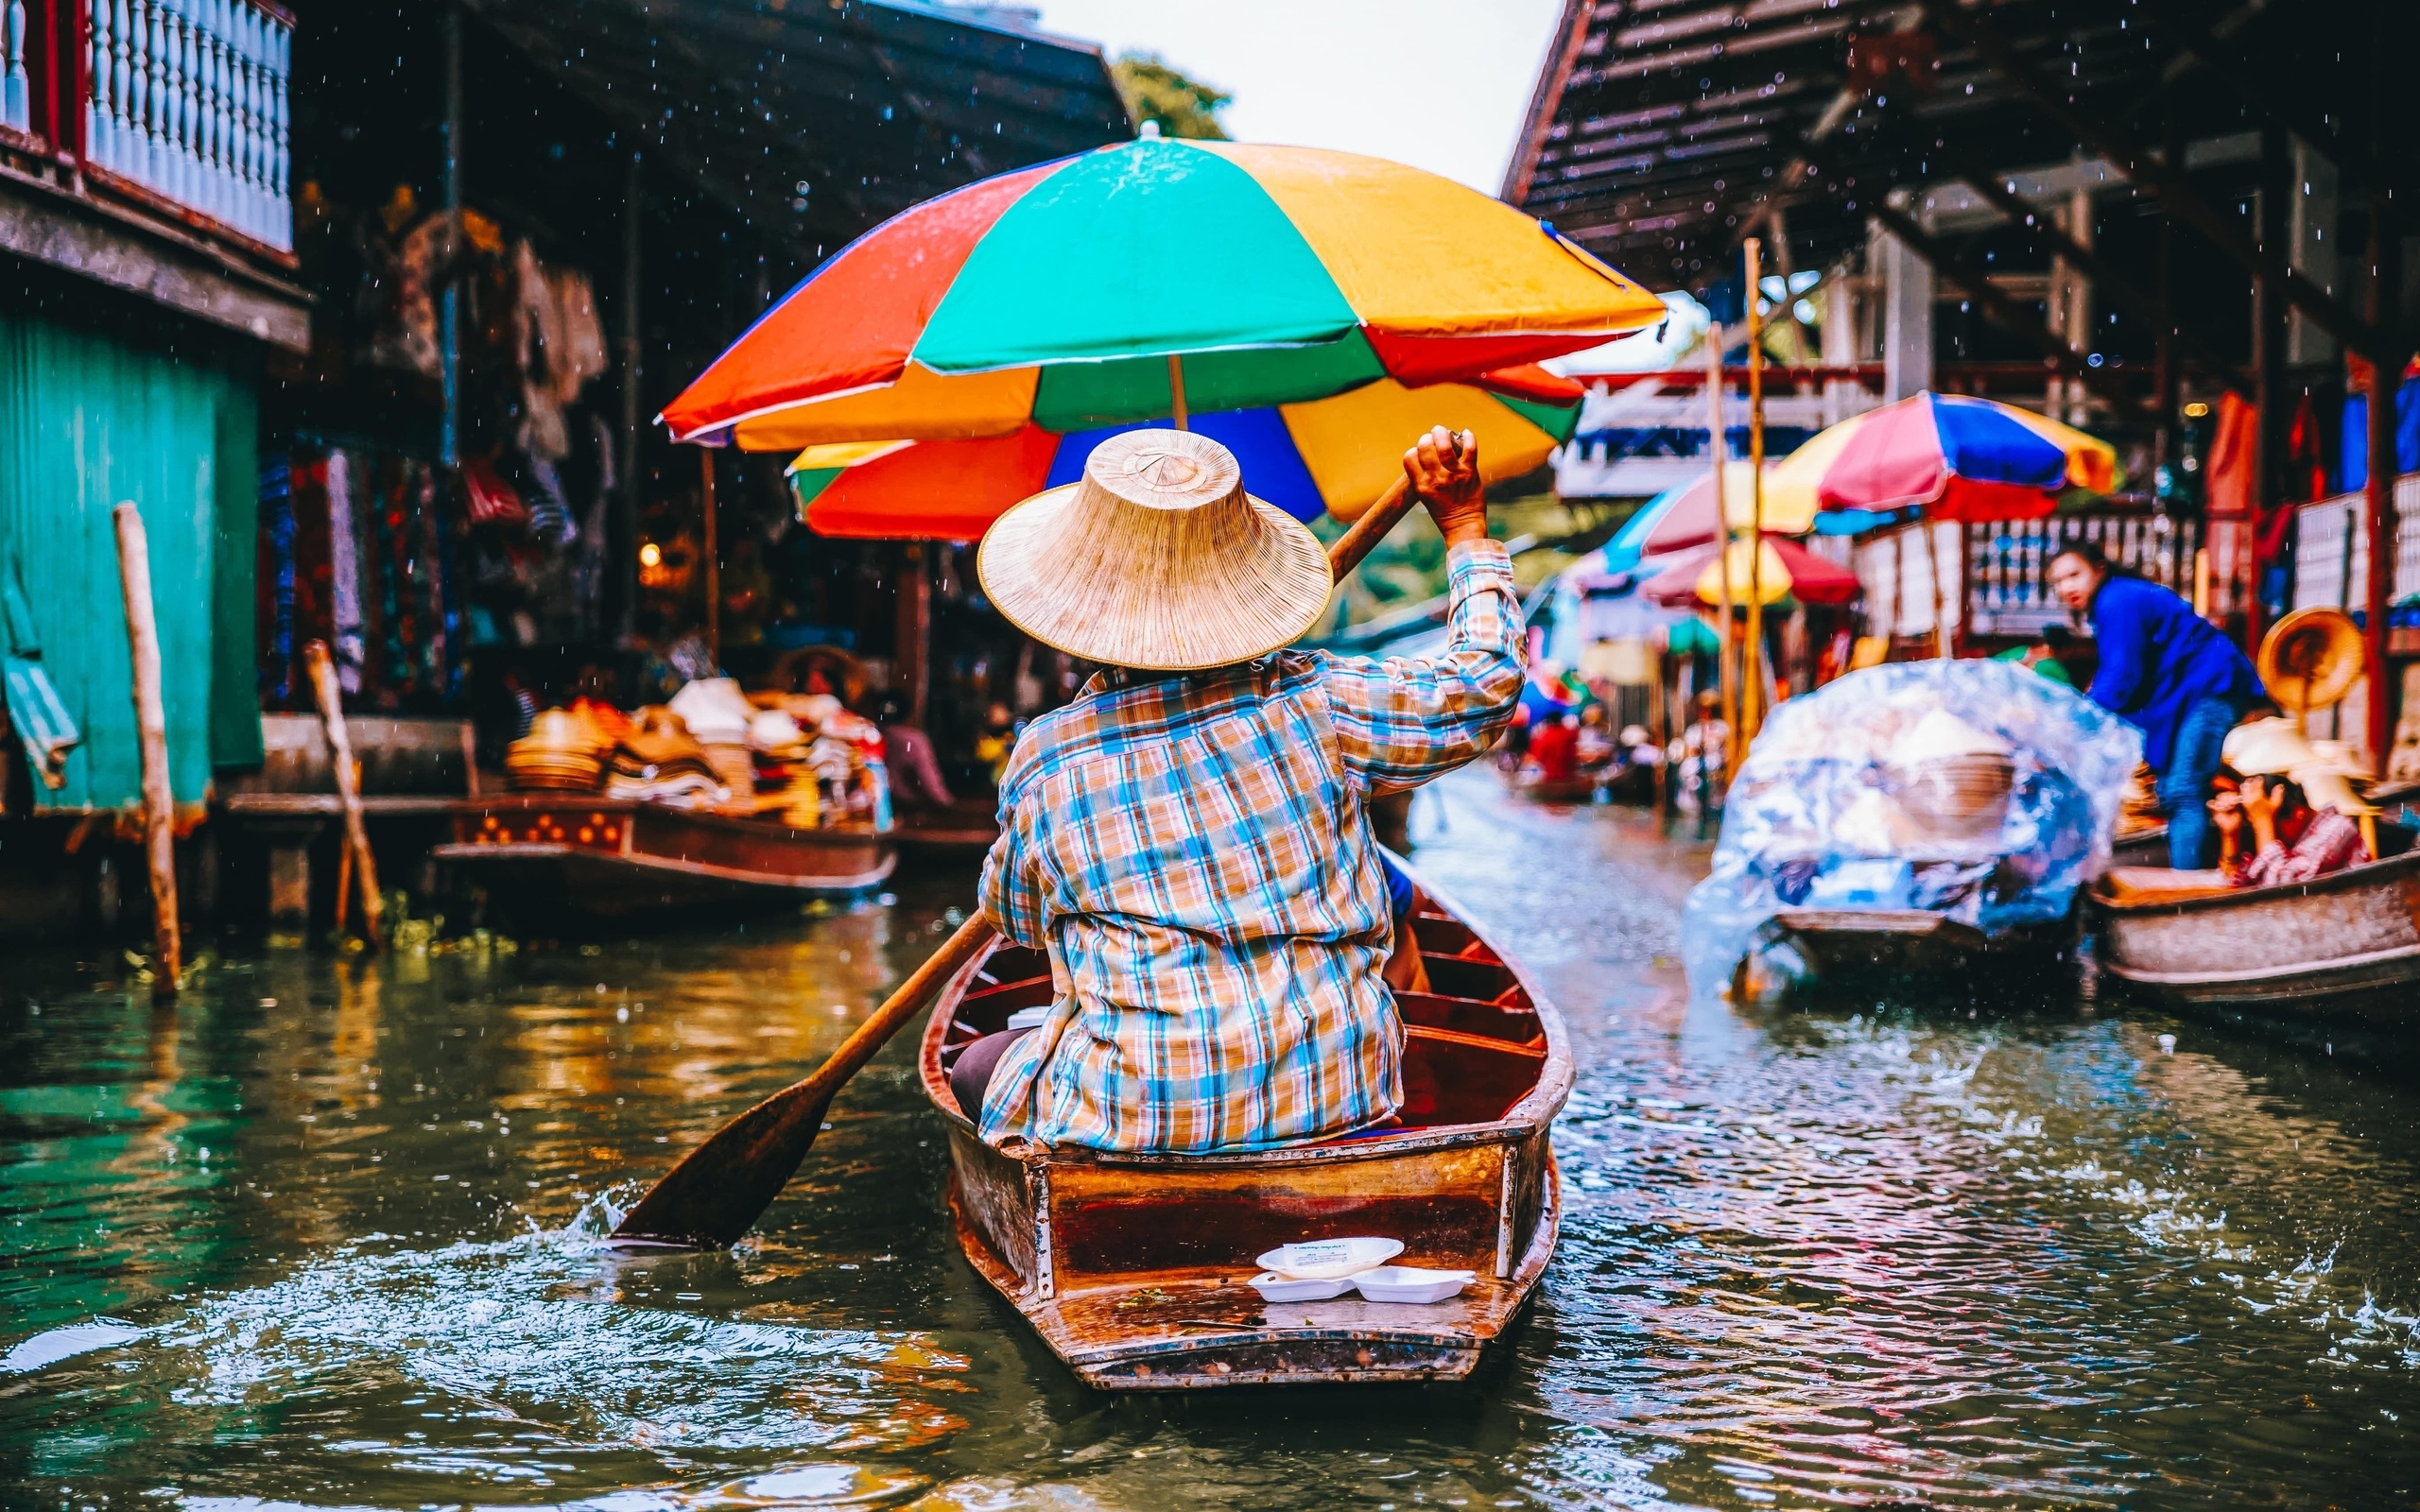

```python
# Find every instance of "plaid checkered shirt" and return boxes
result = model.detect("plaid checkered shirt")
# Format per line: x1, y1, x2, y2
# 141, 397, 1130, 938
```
975, 541, 1525, 1152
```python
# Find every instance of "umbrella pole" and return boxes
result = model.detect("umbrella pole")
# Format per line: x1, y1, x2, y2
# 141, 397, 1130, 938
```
1705, 324, 1738, 784
1742, 238, 1768, 745
1167, 353, 1189, 431
1930, 523, 1951, 660
700, 450, 720, 665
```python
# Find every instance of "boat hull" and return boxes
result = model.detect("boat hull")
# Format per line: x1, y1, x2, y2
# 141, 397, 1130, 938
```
917, 867, 1572, 1390
435, 795, 894, 919
1755, 908, 2076, 995
2093, 844, 2420, 1015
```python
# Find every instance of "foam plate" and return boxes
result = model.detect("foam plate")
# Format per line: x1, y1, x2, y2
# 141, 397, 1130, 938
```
1352, 1265, 1476, 1304
1254, 1237, 1404, 1280
1246, 1271, 1357, 1302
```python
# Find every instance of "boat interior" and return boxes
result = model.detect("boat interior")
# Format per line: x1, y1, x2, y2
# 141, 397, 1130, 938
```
933, 908, 1550, 1133
2101, 813, 2420, 906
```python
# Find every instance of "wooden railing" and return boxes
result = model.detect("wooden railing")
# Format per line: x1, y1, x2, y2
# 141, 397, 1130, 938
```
1963, 512, 2202, 638
0, 0, 290, 252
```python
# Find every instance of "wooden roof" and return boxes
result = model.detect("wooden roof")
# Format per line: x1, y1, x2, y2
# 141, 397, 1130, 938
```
1504, 0, 2418, 339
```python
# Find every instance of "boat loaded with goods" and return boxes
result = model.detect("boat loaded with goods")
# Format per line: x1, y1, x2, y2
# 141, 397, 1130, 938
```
437, 670, 899, 918
1687, 658, 2141, 999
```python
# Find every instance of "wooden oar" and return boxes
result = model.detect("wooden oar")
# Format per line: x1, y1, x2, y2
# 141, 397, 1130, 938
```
608, 450, 1449, 1248
611, 910, 997, 1246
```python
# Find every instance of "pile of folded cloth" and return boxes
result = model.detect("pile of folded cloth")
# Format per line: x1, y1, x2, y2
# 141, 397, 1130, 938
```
744, 705, 821, 827
753, 689, 886, 826
607, 705, 728, 806
667, 678, 760, 799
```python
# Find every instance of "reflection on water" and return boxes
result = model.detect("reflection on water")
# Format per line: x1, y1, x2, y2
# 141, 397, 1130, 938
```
8, 770, 2420, 1509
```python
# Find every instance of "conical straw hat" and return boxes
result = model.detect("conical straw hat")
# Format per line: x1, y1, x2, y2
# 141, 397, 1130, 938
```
977, 429, 1333, 671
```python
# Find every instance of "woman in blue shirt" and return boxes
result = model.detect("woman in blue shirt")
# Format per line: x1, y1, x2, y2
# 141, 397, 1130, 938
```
2048, 541, 2264, 868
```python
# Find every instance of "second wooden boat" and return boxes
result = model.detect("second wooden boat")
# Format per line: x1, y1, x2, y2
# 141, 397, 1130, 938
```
2092, 821, 2420, 1013
1754, 907, 2077, 992
917, 872, 1571, 1389
434, 795, 894, 919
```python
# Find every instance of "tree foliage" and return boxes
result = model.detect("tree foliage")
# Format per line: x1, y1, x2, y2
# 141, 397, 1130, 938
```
1111, 53, 1232, 141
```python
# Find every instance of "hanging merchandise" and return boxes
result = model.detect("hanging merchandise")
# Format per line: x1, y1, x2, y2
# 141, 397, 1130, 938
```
462, 458, 529, 524
375, 209, 444, 378
548, 267, 610, 404
326, 450, 366, 695
513, 240, 573, 462
259, 455, 297, 702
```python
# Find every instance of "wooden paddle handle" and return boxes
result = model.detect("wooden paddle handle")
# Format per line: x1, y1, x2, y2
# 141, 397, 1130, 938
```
610, 910, 999, 1246
801, 912, 997, 1104
1327, 476, 1416, 584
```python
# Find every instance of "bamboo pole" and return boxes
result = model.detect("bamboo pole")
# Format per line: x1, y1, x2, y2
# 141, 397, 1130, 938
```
112, 502, 180, 1001
1651, 642, 1668, 815
1742, 237, 1769, 744
304, 639, 384, 949
1705, 324, 1737, 782
1167, 353, 1189, 431
1929, 524, 1951, 660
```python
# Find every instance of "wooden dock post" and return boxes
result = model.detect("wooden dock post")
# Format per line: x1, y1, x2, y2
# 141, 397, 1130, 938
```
112, 502, 181, 1000
304, 640, 384, 948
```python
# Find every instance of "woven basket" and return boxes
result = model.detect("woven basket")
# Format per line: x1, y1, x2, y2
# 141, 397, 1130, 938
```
1889, 751, 2014, 835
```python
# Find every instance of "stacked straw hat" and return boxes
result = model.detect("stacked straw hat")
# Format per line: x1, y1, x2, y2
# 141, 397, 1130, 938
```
506, 708, 611, 791
977, 429, 1333, 671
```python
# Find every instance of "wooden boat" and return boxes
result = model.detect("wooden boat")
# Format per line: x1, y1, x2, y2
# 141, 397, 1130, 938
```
916, 872, 1572, 1390
1754, 907, 2076, 993
2092, 820, 2420, 1013
893, 799, 1002, 859
1500, 765, 1600, 804
433, 794, 894, 919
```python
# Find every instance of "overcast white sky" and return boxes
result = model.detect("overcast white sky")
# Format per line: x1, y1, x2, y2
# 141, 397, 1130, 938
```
1025, 0, 1568, 195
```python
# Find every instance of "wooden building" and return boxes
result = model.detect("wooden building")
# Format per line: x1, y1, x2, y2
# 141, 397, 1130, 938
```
1503, 0, 2420, 754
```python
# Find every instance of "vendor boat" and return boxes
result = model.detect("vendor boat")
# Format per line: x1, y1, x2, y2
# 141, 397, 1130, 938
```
1502, 767, 1601, 805
434, 795, 894, 920
2091, 817, 2420, 1015
917, 867, 1572, 1390
1753, 907, 2078, 994
893, 799, 1004, 858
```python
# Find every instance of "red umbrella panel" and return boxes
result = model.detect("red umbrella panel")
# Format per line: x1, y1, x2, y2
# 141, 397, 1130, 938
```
1638, 537, 1862, 609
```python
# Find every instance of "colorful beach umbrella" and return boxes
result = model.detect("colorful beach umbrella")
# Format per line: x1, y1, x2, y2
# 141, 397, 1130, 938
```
1639, 536, 1861, 609
786, 369, 1584, 541
1768, 391, 2119, 523
662, 137, 1666, 452
1596, 462, 1816, 576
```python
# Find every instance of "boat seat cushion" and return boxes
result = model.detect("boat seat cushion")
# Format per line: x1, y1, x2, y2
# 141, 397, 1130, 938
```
2100, 866, 2236, 904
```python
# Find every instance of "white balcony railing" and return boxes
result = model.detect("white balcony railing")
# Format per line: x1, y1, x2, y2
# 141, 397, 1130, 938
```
83, 0, 291, 251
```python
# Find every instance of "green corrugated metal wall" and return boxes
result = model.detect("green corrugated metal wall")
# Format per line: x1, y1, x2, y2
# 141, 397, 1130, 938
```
0, 289, 262, 811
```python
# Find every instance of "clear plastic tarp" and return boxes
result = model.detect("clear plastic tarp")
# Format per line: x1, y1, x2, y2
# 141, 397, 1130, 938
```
1683, 659, 2144, 991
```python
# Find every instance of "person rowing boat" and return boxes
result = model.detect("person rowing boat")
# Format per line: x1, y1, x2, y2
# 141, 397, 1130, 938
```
952, 425, 1521, 1153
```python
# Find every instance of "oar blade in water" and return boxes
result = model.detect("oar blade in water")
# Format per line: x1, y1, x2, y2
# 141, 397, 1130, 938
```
609, 1079, 840, 1248
608, 914, 996, 1248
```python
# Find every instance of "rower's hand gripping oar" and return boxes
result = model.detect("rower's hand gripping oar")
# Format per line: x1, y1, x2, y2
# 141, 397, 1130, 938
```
608, 429, 1473, 1248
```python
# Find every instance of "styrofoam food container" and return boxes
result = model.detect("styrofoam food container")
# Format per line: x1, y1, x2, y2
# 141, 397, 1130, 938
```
1247, 1271, 1357, 1302
1352, 1265, 1477, 1304
1255, 1237, 1403, 1280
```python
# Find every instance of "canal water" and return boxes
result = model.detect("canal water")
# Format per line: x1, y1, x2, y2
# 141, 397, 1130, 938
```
9, 767, 2420, 1510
